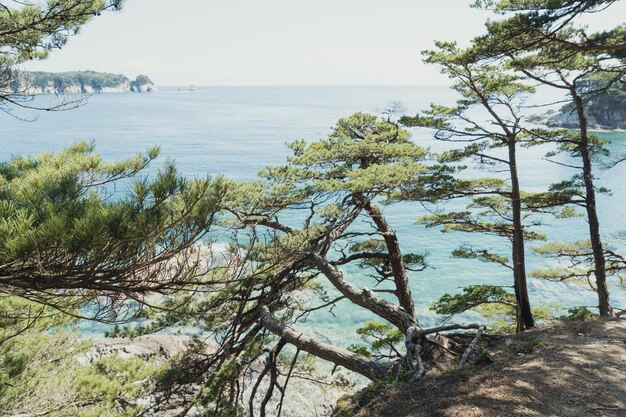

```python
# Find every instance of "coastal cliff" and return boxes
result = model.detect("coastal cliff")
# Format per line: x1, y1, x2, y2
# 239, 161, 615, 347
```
19, 70, 156, 94
531, 76, 626, 130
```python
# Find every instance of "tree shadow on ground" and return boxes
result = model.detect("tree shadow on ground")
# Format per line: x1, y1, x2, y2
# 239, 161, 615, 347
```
336, 319, 626, 417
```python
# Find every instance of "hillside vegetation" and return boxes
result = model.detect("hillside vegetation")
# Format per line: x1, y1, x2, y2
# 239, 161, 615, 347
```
1, 1, 626, 416
18, 70, 155, 94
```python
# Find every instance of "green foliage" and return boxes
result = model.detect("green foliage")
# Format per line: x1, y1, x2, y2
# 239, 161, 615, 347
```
452, 246, 510, 267
75, 355, 165, 415
531, 240, 625, 290
24, 70, 130, 92
517, 336, 549, 355
403, 0, 626, 331
262, 112, 430, 195
0, 1, 122, 63
0, 325, 162, 416
471, 346, 494, 365
471, 0, 626, 62
0, 142, 225, 320
349, 321, 404, 359
400, 38, 565, 337
479, 303, 557, 334
334, 397, 357, 417
0, 295, 77, 343
532, 305, 557, 321
433, 286, 559, 333
149, 105, 440, 407
560, 306, 599, 322
333, 382, 390, 417
0, 1, 124, 110
432, 285, 516, 317
347, 345, 372, 358
296, 353, 319, 374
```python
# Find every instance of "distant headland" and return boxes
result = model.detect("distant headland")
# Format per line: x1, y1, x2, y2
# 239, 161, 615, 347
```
530, 75, 626, 131
17, 71, 156, 94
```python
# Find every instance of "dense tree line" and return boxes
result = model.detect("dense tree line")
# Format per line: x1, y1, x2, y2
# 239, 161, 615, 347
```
0, 1, 625, 416
24, 70, 130, 91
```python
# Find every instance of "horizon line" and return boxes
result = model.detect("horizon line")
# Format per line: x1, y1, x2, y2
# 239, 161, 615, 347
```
154, 83, 452, 88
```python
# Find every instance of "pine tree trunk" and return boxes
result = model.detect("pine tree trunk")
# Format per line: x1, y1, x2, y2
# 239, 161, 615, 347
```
508, 139, 535, 331
572, 91, 612, 317
362, 200, 417, 320
259, 305, 389, 381
310, 252, 417, 331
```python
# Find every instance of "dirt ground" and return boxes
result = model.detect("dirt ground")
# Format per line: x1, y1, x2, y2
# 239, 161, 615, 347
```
334, 319, 626, 417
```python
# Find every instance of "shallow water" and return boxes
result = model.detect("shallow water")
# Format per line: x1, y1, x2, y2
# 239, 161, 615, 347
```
1, 86, 625, 344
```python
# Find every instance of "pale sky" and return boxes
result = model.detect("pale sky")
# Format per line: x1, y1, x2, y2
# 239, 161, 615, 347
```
23, 0, 626, 86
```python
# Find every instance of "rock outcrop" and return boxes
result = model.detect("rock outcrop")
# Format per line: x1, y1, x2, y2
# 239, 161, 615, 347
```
536, 101, 626, 130
530, 76, 626, 130
76, 334, 357, 417
76, 334, 187, 364
130, 74, 157, 92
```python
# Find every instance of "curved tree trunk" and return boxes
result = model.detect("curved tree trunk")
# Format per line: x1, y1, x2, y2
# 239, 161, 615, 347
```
360, 198, 418, 320
310, 253, 417, 331
258, 305, 389, 381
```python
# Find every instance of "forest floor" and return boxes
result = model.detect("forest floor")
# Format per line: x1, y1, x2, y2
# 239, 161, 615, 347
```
334, 318, 626, 417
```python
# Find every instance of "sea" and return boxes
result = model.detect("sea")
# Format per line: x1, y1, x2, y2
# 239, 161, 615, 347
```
1, 86, 625, 344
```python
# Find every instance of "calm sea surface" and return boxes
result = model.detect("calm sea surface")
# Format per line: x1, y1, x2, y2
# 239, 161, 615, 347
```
1, 86, 625, 342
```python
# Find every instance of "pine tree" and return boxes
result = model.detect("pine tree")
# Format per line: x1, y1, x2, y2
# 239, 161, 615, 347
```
0, 142, 225, 331
400, 43, 555, 331
139, 114, 486, 415
470, 0, 626, 317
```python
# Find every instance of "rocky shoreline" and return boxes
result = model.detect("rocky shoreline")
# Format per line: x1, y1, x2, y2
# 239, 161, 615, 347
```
78, 334, 357, 417
529, 77, 626, 131
529, 108, 626, 131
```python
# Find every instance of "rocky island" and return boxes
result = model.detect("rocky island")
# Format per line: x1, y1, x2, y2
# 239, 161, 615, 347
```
531, 76, 626, 130
130, 74, 157, 93
19, 70, 156, 94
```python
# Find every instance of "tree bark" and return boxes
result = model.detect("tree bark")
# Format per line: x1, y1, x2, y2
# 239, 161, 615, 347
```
572, 90, 612, 317
258, 305, 389, 381
360, 199, 417, 320
508, 139, 535, 331
309, 253, 416, 331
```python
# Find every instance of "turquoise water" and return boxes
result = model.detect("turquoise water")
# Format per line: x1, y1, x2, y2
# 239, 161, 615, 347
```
2, 86, 625, 344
